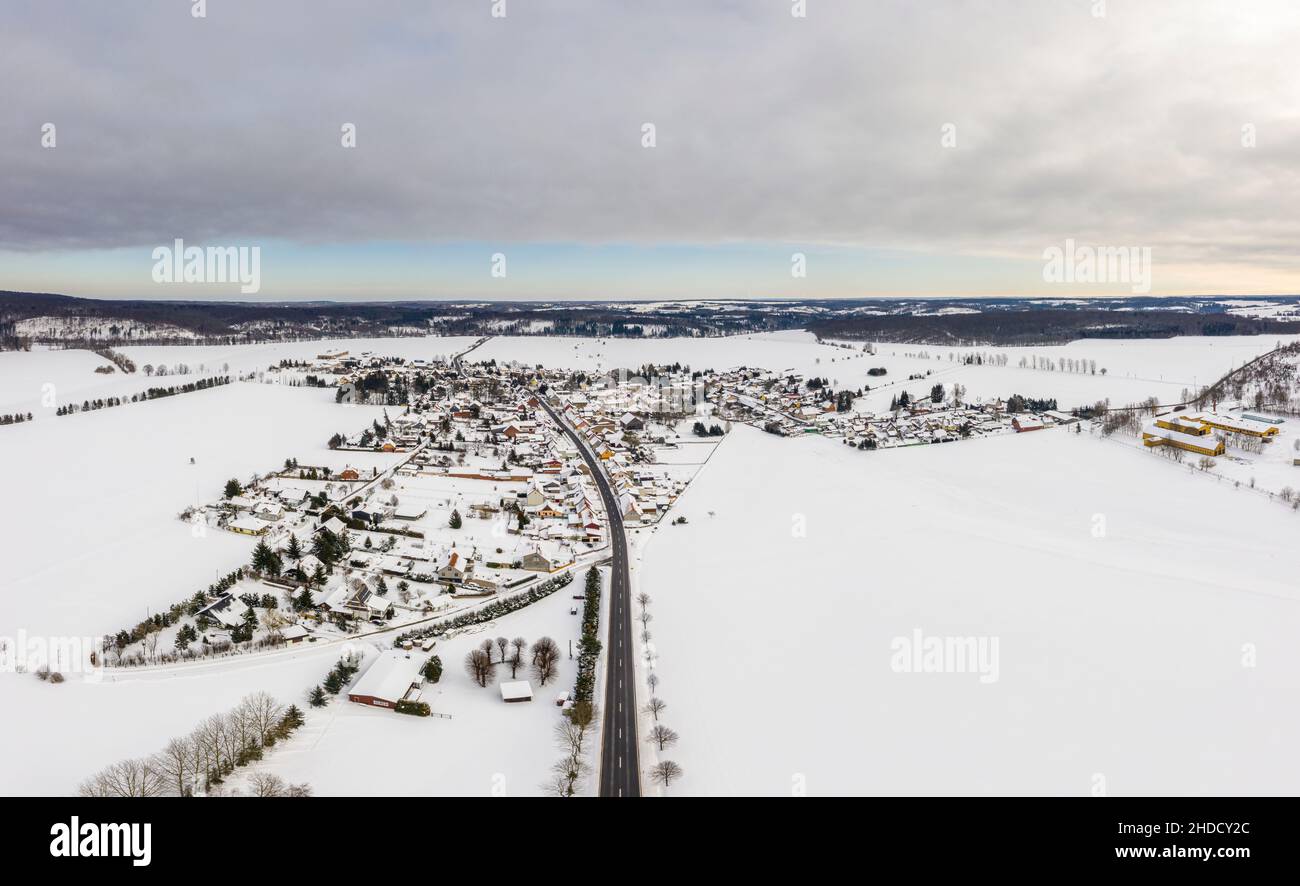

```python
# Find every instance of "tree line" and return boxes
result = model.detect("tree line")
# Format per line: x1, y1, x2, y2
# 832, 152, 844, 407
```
77, 692, 311, 797
55, 375, 231, 416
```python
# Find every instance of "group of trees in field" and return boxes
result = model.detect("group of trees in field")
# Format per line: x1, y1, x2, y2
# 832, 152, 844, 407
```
1005, 394, 1058, 413
77, 692, 310, 797
465, 635, 560, 688
0, 412, 32, 425
692, 421, 724, 437
92, 346, 136, 373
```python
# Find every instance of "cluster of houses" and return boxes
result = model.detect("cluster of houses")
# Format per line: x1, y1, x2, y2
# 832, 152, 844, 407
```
710, 367, 1080, 447
552, 396, 688, 524
201, 465, 374, 537
823, 403, 1079, 448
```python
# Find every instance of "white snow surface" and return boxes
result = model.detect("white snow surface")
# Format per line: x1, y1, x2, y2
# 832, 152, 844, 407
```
639, 424, 1300, 795
0, 382, 392, 637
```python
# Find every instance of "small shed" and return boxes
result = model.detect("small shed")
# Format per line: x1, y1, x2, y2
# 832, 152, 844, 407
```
394, 503, 428, 521
500, 681, 534, 703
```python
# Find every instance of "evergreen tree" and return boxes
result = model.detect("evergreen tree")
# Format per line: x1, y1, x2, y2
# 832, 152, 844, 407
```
309, 686, 328, 707
223, 478, 243, 499
251, 539, 276, 573
421, 655, 443, 683
449, 509, 462, 529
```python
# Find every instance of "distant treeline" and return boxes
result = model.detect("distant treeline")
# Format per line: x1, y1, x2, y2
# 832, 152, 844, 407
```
810, 309, 1300, 346
56, 375, 231, 416
0, 289, 808, 344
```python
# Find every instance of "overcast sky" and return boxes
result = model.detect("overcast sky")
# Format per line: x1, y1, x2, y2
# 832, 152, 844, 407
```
3, 0, 1300, 300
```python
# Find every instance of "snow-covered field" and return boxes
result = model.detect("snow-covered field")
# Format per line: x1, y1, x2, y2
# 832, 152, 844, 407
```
3, 330, 1299, 797
476, 330, 1298, 413
0, 572, 589, 796
5, 330, 1284, 419
233, 579, 589, 797
0, 336, 479, 416
0, 382, 392, 637
638, 424, 1300, 796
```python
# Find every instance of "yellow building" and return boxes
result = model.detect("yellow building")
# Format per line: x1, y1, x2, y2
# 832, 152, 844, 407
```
1142, 426, 1225, 457
1185, 412, 1279, 439
1154, 416, 1213, 437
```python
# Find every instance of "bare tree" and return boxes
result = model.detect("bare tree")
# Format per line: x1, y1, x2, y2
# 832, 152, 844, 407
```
649, 760, 683, 788
262, 608, 291, 639
532, 636, 560, 686
509, 637, 528, 678
480, 638, 496, 664
193, 713, 230, 776
465, 648, 495, 687
550, 701, 600, 797
543, 753, 590, 797
542, 770, 575, 797
86, 758, 168, 797
248, 771, 287, 797
152, 736, 195, 796
555, 718, 586, 760
495, 636, 510, 664
638, 610, 653, 628
636, 592, 652, 609
643, 697, 667, 722
239, 691, 285, 748
647, 672, 659, 695
76, 773, 112, 797
647, 724, 679, 751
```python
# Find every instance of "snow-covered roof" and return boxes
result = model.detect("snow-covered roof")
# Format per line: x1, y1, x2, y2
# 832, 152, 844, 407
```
500, 681, 533, 702
350, 650, 422, 704
228, 516, 271, 534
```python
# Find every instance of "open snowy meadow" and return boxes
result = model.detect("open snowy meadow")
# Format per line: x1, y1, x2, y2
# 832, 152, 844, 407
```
639, 424, 1300, 796
2, 331, 1297, 796
0, 382, 393, 637
477, 330, 1296, 413
0, 570, 592, 796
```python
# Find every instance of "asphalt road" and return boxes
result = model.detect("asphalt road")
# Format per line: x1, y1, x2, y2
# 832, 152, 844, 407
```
539, 397, 641, 797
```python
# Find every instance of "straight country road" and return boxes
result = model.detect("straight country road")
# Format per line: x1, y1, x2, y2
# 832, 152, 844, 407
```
537, 395, 641, 797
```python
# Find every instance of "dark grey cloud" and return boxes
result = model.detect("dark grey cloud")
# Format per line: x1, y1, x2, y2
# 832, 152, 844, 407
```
3, 0, 1300, 270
